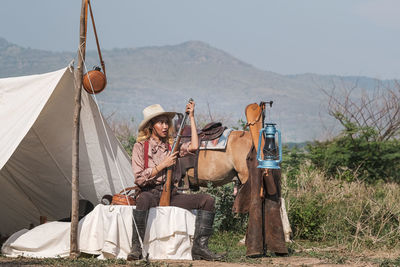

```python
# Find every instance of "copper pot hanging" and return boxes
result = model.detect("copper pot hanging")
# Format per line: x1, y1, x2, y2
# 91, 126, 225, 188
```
83, 66, 107, 94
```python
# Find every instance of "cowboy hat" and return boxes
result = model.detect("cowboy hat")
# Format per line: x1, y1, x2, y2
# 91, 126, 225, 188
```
138, 104, 176, 131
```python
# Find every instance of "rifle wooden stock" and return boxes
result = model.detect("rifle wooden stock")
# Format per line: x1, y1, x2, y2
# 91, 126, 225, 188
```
159, 134, 182, 206
159, 98, 192, 206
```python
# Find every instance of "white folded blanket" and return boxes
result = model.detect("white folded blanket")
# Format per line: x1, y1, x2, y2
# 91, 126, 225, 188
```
1, 205, 196, 260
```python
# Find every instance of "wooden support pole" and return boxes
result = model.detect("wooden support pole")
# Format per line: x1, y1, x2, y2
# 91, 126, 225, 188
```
70, 0, 87, 258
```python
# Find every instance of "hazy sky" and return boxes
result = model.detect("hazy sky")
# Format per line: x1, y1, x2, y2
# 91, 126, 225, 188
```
1, 0, 399, 79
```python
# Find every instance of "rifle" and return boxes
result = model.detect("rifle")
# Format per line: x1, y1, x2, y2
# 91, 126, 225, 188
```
159, 98, 193, 206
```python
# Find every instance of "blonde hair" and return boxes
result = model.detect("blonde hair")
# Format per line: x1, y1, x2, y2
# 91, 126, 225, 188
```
137, 116, 174, 144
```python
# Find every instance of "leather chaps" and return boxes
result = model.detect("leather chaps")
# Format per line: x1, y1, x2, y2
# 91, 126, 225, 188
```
233, 146, 288, 256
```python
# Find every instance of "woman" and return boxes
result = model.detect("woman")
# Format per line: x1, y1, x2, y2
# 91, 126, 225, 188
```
128, 102, 221, 261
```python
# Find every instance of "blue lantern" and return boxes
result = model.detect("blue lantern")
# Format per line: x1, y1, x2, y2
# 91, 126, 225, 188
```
257, 123, 282, 169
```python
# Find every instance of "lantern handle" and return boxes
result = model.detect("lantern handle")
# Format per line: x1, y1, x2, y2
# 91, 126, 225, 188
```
277, 129, 282, 164
256, 129, 264, 163
259, 101, 273, 109
260, 101, 273, 126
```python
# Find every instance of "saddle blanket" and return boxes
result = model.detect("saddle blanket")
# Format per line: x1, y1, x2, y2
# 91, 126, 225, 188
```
199, 128, 233, 150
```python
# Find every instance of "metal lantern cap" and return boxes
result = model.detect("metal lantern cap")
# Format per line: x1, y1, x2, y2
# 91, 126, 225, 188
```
264, 123, 277, 135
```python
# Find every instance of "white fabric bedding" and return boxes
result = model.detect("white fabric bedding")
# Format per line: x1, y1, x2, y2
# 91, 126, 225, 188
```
2, 205, 196, 260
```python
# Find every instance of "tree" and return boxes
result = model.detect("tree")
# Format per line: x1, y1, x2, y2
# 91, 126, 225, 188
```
322, 79, 400, 141
308, 79, 400, 183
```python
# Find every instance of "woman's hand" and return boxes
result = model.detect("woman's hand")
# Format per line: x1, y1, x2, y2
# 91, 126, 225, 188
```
187, 100, 199, 152
186, 101, 195, 118
159, 151, 179, 169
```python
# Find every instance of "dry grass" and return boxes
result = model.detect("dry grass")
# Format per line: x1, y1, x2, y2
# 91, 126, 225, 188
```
282, 165, 400, 251
108, 118, 137, 141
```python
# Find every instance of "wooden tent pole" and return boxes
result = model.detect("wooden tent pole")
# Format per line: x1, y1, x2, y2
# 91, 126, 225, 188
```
70, 0, 88, 258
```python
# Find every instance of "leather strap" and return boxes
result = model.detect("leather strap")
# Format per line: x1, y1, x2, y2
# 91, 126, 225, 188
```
87, 0, 106, 78
118, 186, 138, 194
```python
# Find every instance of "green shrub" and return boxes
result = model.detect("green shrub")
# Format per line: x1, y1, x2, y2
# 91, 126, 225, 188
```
307, 120, 400, 183
119, 134, 136, 157
108, 117, 137, 157
281, 145, 306, 188
203, 183, 248, 233
288, 193, 327, 241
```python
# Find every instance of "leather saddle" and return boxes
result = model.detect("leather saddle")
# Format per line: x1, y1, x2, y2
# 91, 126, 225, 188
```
175, 113, 227, 142
173, 113, 227, 190
199, 122, 227, 141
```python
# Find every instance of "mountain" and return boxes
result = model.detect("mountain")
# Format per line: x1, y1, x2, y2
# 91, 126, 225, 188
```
0, 37, 393, 141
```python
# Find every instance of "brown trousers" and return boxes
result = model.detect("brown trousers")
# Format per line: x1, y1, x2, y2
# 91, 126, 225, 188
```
136, 188, 215, 212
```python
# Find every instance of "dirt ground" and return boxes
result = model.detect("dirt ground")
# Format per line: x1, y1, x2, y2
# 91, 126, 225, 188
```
158, 255, 393, 267
0, 258, 332, 266
153, 258, 342, 267
0, 257, 327, 267
0, 252, 398, 267
162, 248, 398, 266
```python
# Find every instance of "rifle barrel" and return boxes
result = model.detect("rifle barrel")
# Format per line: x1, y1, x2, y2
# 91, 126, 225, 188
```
159, 98, 193, 206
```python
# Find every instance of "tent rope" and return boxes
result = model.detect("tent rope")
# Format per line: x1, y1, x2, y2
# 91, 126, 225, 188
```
77, 44, 129, 201
77, 45, 146, 255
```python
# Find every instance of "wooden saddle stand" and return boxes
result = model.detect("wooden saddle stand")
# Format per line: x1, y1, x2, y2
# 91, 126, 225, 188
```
233, 102, 288, 256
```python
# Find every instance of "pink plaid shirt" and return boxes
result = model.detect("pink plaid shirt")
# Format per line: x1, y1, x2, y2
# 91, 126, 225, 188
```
131, 137, 191, 187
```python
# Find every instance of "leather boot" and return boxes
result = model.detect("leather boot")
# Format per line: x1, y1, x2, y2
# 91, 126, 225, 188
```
127, 209, 148, 261
191, 210, 223, 261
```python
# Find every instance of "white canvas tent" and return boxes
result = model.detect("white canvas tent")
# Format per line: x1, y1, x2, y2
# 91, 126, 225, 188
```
0, 67, 135, 236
